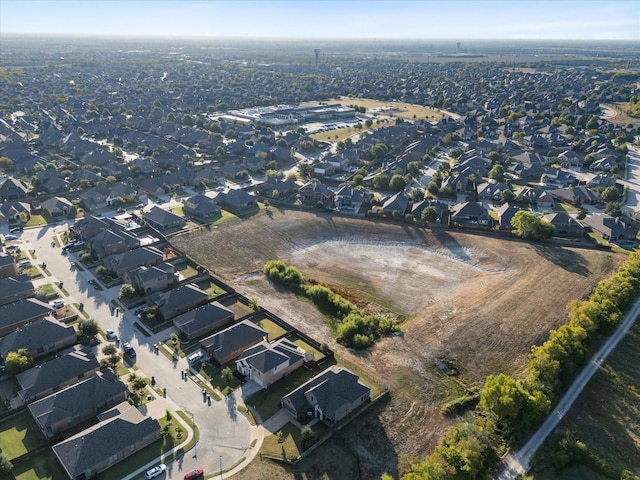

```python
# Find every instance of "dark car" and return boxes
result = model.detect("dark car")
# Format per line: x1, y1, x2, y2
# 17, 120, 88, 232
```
123, 342, 136, 358
184, 469, 204, 480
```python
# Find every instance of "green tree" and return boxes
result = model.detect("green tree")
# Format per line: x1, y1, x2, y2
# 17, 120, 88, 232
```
102, 344, 117, 356
372, 175, 390, 191
128, 373, 147, 393
488, 164, 505, 182
0, 452, 12, 477
411, 188, 425, 202
500, 189, 515, 205
78, 318, 99, 338
511, 211, 554, 239
0, 156, 13, 171
406, 161, 421, 177
297, 162, 312, 180
389, 174, 407, 192
119, 283, 136, 299
421, 206, 438, 223
601, 186, 621, 203
5, 348, 33, 375
221, 367, 234, 383
182, 114, 194, 126
604, 201, 621, 218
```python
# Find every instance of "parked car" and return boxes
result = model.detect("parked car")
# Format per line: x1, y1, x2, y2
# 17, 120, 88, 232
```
5, 234, 17, 240
145, 464, 166, 479
18, 260, 31, 268
184, 468, 204, 480
106, 329, 117, 341
52, 299, 65, 308
123, 342, 136, 358
9, 226, 22, 232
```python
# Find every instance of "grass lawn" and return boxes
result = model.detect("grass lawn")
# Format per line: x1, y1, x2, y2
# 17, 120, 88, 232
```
13, 449, 67, 480
250, 316, 289, 341
553, 202, 580, 213
36, 283, 58, 297
197, 362, 242, 395
0, 410, 48, 459
25, 215, 49, 227
170, 204, 185, 216
176, 263, 200, 280
260, 421, 329, 461
209, 209, 237, 226
20, 265, 43, 279
195, 279, 227, 298
218, 296, 253, 318
247, 361, 336, 422
289, 335, 326, 362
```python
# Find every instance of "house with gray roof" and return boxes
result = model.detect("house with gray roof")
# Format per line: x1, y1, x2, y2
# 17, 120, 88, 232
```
496, 203, 521, 230
281, 366, 371, 426
103, 246, 164, 277
52, 402, 160, 480
0, 298, 53, 336
88, 228, 140, 259
0, 253, 18, 278
29, 369, 128, 438
216, 189, 259, 215
17, 348, 100, 403
549, 186, 601, 205
0, 177, 29, 200
380, 191, 410, 215
39, 196, 74, 217
582, 213, 637, 242
183, 194, 221, 221
236, 338, 306, 389
201, 319, 266, 365
542, 212, 584, 237
123, 263, 177, 295
450, 201, 491, 227
142, 205, 186, 231
174, 301, 234, 340
147, 283, 209, 321
0, 317, 76, 361
0, 200, 31, 222
0, 275, 35, 306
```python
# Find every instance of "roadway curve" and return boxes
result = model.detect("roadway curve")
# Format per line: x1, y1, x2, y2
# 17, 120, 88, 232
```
496, 296, 640, 479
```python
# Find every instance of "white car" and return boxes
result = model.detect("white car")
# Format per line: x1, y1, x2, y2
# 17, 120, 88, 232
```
105, 329, 117, 341
145, 464, 167, 479
52, 299, 65, 308
4, 234, 17, 240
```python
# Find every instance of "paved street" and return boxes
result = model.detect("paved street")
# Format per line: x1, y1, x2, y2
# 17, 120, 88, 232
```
9, 225, 257, 479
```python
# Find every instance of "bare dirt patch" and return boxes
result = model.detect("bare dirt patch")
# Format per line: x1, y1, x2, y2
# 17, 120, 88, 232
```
173, 208, 626, 478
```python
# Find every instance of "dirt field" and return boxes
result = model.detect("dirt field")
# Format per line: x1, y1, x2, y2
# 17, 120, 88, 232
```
172, 208, 626, 479
307, 97, 446, 121
601, 102, 640, 128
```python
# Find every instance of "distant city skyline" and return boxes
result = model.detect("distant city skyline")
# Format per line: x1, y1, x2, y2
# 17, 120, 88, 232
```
1, 0, 638, 41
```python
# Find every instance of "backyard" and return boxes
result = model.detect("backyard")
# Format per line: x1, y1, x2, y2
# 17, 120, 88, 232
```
0, 410, 48, 460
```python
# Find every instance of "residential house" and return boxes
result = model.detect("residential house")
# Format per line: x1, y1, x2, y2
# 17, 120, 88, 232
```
0, 298, 53, 336
586, 174, 618, 189
0, 317, 76, 361
583, 213, 637, 242
379, 191, 410, 215
89, 228, 140, 259
313, 162, 336, 179
589, 156, 618, 172
334, 185, 371, 213
183, 194, 221, 221
537, 191, 555, 209
281, 366, 371, 426
450, 201, 491, 226
201, 319, 266, 365
216, 189, 259, 215
73, 215, 116, 241
557, 150, 583, 167
0, 201, 30, 222
17, 349, 100, 403
39, 196, 74, 217
540, 168, 576, 188
541, 212, 584, 237
0, 275, 35, 306
52, 402, 161, 480
236, 338, 306, 389
28, 369, 128, 438
255, 177, 298, 198
147, 283, 209, 321
0, 253, 18, 278
123, 263, 177, 295
496, 203, 521, 230
477, 181, 510, 201
550, 186, 601, 206
297, 181, 334, 206
78, 185, 111, 210
103, 246, 164, 277
143, 206, 186, 231
173, 301, 235, 341
411, 199, 449, 223
0, 177, 29, 200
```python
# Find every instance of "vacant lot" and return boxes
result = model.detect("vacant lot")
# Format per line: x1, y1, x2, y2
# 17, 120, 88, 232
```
172, 208, 626, 478
307, 97, 446, 121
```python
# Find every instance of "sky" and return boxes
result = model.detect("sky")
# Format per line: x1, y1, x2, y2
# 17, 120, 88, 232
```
1, 0, 638, 40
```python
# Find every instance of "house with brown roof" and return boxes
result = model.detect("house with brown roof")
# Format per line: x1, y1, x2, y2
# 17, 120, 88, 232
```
0, 317, 76, 361
147, 283, 209, 320
542, 212, 584, 237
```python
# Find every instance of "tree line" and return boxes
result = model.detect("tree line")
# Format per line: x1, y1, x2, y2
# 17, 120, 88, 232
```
263, 260, 399, 348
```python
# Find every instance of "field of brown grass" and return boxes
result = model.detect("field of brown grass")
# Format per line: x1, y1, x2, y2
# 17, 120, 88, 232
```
308, 97, 446, 121
172, 208, 626, 479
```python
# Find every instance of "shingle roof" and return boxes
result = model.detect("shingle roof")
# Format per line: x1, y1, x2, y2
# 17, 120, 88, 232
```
201, 319, 265, 361
17, 349, 99, 402
52, 403, 160, 479
173, 301, 234, 336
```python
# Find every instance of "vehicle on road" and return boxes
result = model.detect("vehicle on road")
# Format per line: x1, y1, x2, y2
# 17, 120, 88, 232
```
145, 464, 166, 479
52, 299, 65, 308
184, 468, 204, 480
123, 342, 136, 358
106, 329, 117, 341
9, 226, 22, 232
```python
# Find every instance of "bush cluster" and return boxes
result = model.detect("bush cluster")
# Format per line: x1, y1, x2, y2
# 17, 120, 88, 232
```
263, 260, 303, 287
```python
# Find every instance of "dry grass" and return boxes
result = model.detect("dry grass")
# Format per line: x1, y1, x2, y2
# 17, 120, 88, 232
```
311, 97, 446, 121
172, 208, 626, 478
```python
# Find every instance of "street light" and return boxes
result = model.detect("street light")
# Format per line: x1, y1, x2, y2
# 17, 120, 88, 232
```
219, 455, 223, 479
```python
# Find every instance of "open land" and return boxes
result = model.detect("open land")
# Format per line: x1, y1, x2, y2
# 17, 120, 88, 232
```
172, 208, 626, 479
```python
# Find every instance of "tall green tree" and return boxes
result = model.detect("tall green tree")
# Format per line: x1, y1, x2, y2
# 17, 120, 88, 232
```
511, 211, 554, 239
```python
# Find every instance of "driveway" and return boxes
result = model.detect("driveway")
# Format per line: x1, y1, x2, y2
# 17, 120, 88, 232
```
16, 226, 255, 478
